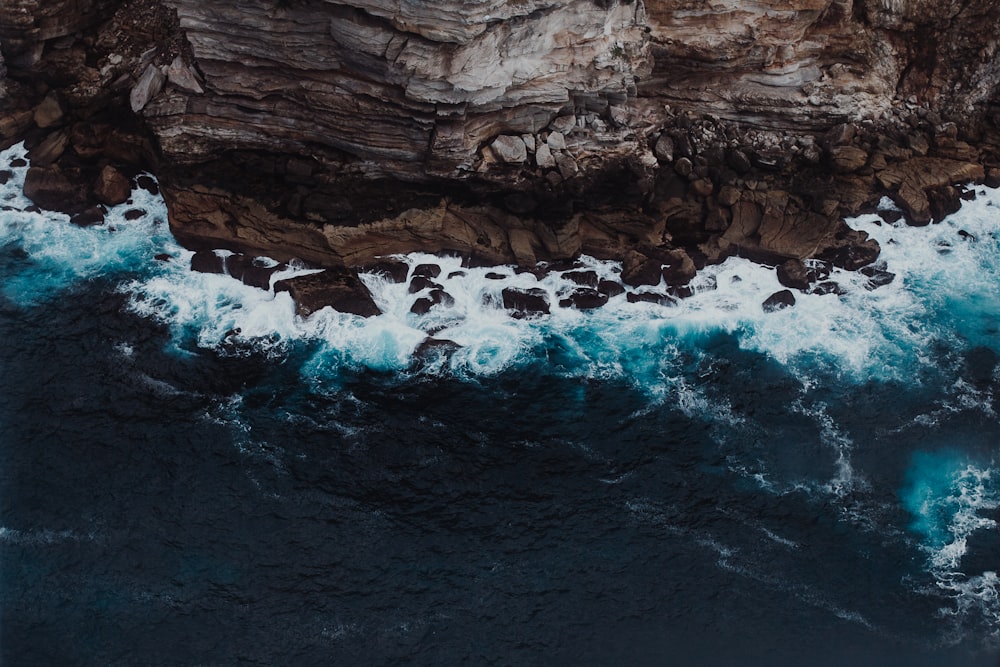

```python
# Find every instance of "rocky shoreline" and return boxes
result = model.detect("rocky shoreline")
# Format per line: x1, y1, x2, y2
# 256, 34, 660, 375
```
2, 0, 999, 317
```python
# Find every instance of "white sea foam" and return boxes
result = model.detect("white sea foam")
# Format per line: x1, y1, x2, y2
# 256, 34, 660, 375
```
4, 143, 1000, 398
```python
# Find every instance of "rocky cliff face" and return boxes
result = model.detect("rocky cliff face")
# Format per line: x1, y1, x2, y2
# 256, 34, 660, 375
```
2, 0, 999, 299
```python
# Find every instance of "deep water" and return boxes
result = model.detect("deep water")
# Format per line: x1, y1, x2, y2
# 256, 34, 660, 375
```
2, 142, 999, 665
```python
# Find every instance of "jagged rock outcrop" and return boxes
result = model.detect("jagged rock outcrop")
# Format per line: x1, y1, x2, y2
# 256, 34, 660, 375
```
2, 0, 1000, 312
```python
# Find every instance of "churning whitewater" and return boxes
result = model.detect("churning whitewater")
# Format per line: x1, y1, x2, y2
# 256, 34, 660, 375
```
1, 141, 999, 665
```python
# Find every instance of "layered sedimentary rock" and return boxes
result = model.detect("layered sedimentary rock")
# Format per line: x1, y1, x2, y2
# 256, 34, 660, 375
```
2, 0, 999, 303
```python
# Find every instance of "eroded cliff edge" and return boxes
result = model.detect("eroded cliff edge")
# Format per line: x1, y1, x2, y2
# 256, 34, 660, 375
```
2, 0, 999, 300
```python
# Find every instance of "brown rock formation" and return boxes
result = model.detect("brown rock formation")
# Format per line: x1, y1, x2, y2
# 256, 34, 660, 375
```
2, 0, 1000, 313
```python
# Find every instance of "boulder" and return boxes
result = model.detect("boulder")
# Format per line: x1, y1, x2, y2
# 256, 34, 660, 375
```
93, 165, 132, 206
33, 94, 64, 129
535, 143, 556, 169
762, 289, 795, 312
274, 269, 381, 317
597, 279, 625, 297
555, 152, 579, 180
489, 135, 527, 164
225, 254, 287, 290
412, 263, 441, 278
408, 275, 442, 293
860, 264, 895, 290
22, 165, 87, 213
410, 288, 454, 314
654, 134, 674, 162
364, 259, 409, 283
130, 64, 166, 113
563, 270, 599, 288
26, 130, 69, 166
501, 287, 550, 318
70, 206, 106, 227
627, 291, 677, 306
776, 258, 810, 290
828, 145, 868, 173
191, 250, 226, 275
559, 288, 608, 310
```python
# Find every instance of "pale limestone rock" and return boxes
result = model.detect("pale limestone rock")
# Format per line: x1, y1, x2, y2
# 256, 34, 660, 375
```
489, 135, 527, 164
535, 142, 556, 169
130, 64, 166, 113
164, 56, 203, 94
546, 131, 566, 150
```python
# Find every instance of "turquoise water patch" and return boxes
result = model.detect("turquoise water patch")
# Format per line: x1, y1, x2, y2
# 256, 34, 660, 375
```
902, 450, 997, 569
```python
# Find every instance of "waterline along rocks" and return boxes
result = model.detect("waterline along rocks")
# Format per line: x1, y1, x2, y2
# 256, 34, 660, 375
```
2, 0, 1000, 315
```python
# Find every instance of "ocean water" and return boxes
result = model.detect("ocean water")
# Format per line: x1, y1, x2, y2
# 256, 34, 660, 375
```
1, 140, 999, 665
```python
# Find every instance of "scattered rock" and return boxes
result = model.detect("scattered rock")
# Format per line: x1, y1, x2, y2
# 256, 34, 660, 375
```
33, 94, 64, 129
225, 254, 287, 290
535, 143, 556, 169
22, 165, 86, 212
154, 253, 173, 262
563, 270, 599, 287
728, 149, 752, 174
860, 264, 895, 289
164, 55, 204, 94
485, 271, 507, 280
123, 208, 146, 220
410, 288, 454, 314
130, 64, 166, 113
811, 281, 846, 296
597, 279, 625, 297
191, 249, 226, 275
274, 268, 381, 317
555, 153, 579, 180
502, 287, 550, 318
654, 135, 674, 162
489, 135, 527, 164
776, 258, 810, 290
364, 259, 409, 283
762, 289, 795, 312
412, 263, 441, 279
547, 131, 566, 150
71, 206, 106, 227
674, 157, 693, 177
559, 288, 608, 310
136, 174, 159, 195
550, 115, 576, 133
408, 275, 441, 293
828, 145, 868, 173
93, 165, 132, 206
0, 170, 12, 185
627, 291, 677, 306
27, 130, 69, 166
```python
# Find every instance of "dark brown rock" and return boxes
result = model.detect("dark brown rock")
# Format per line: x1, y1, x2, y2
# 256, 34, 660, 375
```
22, 165, 87, 213
408, 275, 442, 293
762, 289, 795, 313
93, 165, 132, 206
70, 206, 106, 227
597, 279, 625, 297
563, 270, 599, 288
364, 259, 409, 283
410, 288, 454, 314
627, 291, 677, 306
776, 258, 810, 290
274, 269, 381, 317
559, 288, 608, 310
501, 287, 550, 318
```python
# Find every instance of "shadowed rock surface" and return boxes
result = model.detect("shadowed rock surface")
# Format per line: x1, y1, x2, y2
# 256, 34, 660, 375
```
2, 0, 1000, 315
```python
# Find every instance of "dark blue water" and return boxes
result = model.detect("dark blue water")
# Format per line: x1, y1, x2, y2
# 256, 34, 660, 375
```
2, 143, 999, 665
